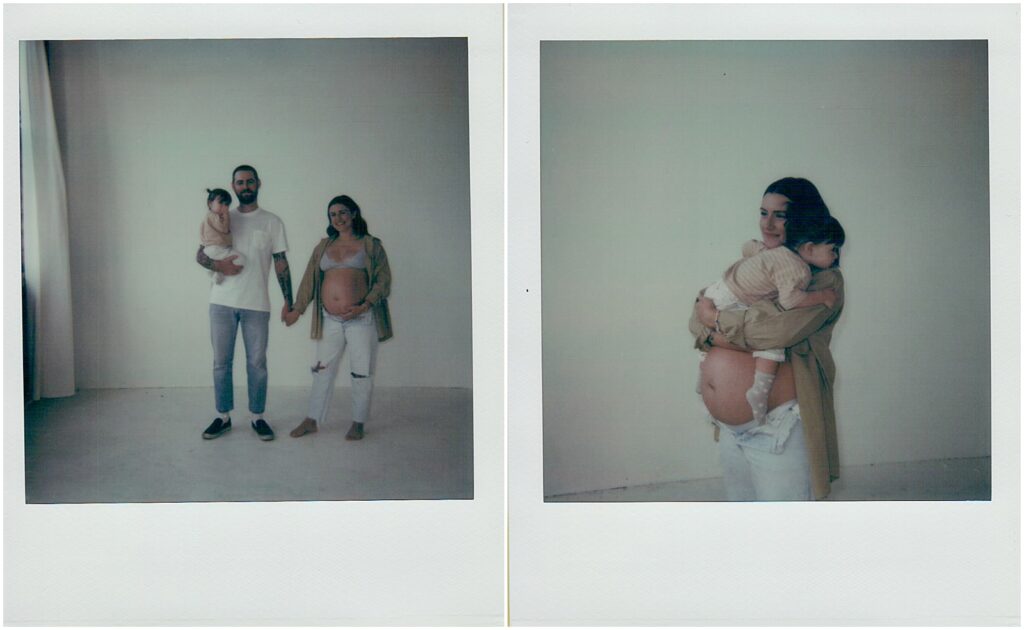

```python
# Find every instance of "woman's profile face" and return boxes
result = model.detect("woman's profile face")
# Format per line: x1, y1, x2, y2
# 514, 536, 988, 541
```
759, 193, 790, 249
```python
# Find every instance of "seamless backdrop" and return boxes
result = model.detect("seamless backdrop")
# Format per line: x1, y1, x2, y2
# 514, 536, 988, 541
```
47, 37, 472, 394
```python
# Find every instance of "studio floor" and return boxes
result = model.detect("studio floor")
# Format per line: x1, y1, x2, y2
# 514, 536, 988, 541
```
24, 387, 990, 504
546, 456, 991, 502
23, 386, 473, 503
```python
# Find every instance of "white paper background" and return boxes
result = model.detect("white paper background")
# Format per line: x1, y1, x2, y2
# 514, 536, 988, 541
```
4, 4, 504, 625
508, 4, 1019, 625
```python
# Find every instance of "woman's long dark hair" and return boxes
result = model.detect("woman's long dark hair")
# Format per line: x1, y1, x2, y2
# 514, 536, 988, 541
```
765, 177, 845, 267
326, 195, 368, 238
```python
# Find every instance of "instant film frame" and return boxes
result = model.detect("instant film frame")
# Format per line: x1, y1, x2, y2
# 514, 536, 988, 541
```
540, 38, 991, 503
5, 4, 504, 624
509, 3, 1018, 625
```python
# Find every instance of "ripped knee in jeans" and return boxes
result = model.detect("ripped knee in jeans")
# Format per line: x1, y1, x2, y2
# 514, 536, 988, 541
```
351, 372, 367, 378
311, 361, 328, 374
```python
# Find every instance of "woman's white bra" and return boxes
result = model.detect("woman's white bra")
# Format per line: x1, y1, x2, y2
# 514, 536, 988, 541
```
320, 248, 367, 271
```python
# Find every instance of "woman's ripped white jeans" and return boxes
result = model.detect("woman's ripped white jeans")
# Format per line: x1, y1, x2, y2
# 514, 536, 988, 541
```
305, 308, 378, 425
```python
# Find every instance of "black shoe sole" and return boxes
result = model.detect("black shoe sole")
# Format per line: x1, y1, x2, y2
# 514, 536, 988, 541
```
202, 426, 232, 440
251, 422, 275, 441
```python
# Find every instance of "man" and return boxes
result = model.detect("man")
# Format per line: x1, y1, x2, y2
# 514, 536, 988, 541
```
195, 165, 292, 441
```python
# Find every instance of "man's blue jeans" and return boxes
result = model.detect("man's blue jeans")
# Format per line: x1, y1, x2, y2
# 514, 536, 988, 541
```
209, 304, 270, 416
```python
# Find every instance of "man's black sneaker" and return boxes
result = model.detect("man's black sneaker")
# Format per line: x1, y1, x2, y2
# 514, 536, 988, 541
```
251, 419, 275, 441
202, 417, 232, 439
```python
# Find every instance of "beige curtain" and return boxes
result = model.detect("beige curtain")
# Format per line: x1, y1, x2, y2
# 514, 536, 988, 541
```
20, 41, 75, 400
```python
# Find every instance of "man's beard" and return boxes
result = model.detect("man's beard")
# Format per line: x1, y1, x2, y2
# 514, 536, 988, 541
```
238, 191, 257, 204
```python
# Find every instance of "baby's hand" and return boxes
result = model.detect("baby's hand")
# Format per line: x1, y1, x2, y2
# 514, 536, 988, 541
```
819, 288, 838, 309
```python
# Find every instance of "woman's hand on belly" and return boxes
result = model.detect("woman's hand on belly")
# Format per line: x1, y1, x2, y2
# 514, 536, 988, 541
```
337, 302, 371, 320
701, 347, 796, 425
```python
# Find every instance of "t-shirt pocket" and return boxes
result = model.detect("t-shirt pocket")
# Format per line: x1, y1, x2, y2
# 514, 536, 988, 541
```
248, 227, 272, 255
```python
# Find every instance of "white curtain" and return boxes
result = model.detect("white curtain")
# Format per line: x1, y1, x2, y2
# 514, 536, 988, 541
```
20, 41, 75, 400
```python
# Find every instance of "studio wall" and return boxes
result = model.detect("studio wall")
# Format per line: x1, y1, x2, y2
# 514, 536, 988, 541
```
47, 38, 473, 391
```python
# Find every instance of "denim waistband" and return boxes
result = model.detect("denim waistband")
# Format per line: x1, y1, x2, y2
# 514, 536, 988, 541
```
322, 307, 374, 325
718, 399, 798, 435
700, 398, 801, 455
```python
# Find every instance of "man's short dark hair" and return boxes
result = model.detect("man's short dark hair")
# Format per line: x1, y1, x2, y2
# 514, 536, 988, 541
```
232, 164, 259, 182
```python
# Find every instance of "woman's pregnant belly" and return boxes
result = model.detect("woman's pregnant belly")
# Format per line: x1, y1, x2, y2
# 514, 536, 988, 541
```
322, 268, 369, 315
701, 347, 797, 425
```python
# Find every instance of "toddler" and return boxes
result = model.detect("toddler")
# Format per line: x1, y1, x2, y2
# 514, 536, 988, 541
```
200, 188, 245, 284
701, 215, 844, 424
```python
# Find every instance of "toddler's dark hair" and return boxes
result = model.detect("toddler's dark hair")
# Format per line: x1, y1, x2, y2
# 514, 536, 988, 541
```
786, 214, 845, 250
206, 188, 231, 206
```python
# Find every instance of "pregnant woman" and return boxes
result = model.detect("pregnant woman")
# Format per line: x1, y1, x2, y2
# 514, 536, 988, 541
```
284, 195, 392, 441
689, 177, 844, 500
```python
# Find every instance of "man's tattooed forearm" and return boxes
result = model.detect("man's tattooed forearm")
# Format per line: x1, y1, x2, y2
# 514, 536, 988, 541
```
278, 270, 293, 308
273, 253, 293, 308
196, 245, 215, 270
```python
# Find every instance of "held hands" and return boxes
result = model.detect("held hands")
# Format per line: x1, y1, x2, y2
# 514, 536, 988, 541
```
281, 305, 300, 326
216, 254, 243, 276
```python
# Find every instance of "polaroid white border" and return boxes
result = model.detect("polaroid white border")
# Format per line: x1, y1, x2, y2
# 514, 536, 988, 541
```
508, 4, 1020, 625
4, 4, 505, 625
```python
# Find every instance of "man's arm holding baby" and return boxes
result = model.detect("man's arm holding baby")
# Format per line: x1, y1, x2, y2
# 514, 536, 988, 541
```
195, 245, 243, 275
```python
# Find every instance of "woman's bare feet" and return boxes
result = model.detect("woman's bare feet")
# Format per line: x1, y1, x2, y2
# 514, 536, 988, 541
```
289, 418, 318, 438
345, 422, 364, 441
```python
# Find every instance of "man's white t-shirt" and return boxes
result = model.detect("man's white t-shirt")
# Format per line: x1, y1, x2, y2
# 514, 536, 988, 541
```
208, 207, 288, 312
